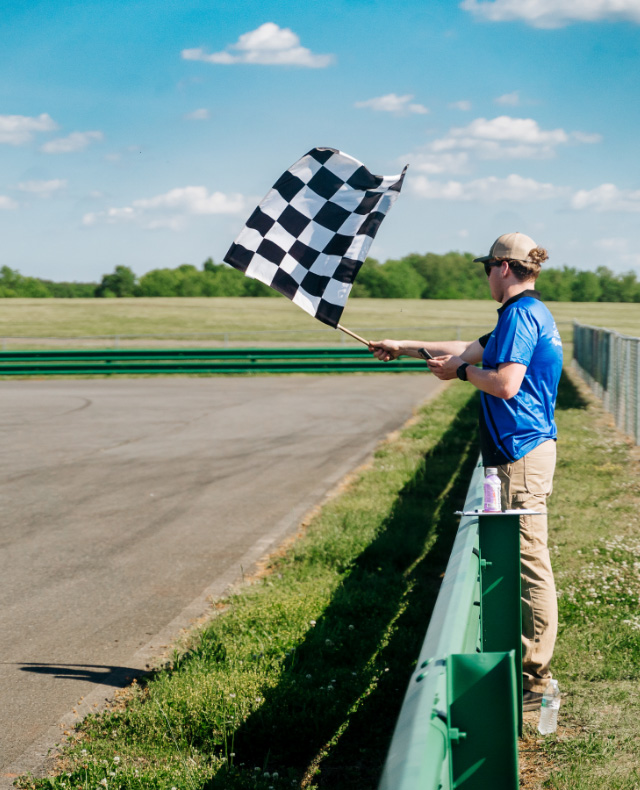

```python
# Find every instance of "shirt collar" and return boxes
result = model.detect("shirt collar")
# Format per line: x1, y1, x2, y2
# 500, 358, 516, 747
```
497, 288, 541, 315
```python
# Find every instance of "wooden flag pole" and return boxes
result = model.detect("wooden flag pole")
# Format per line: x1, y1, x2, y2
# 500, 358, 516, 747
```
337, 323, 370, 347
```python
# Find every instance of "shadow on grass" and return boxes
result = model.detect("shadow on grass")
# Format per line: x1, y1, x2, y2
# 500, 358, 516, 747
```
205, 392, 481, 789
556, 369, 589, 411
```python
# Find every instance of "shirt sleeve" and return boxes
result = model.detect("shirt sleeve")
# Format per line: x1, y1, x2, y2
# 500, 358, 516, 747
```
478, 333, 491, 348
493, 307, 539, 367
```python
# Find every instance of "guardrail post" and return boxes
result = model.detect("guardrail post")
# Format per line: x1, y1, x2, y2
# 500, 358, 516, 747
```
477, 513, 523, 735
446, 651, 519, 789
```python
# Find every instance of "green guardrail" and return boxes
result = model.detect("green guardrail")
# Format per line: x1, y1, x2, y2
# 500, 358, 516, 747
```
0, 347, 429, 375
379, 461, 523, 790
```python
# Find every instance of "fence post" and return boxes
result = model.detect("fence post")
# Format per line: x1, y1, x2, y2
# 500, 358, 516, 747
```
447, 651, 519, 789
477, 512, 523, 735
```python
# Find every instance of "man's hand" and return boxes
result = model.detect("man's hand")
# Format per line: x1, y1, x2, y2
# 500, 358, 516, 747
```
369, 339, 402, 362
426, 355, 463, 380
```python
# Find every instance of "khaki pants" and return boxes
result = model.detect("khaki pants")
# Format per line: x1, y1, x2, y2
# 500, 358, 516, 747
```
497, 439, 557, 694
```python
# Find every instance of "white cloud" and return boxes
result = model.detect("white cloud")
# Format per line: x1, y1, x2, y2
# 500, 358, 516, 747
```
449, 100, 472, 111
41, 131, 103, 154
184, 108, 210, 120
450, 116, 567, 144
572, 131, 603, 144
0, 195, 18, 210
355, 93, 429, 115
16, 179, 67, 197
593, 237, 640, 271
411, 172, 565, 202
83, 186, 246, 230
409, 151, 470, 174
428, 115, 599, 160
595, 237, 628, 252
495, 91, 520, 106
460, 0, 640, 28
571, 183, 640, 212
0, 113, 58, 145
181, 23, 334, 68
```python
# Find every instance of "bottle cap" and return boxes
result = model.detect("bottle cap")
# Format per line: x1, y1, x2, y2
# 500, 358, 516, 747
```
485, 467, 498, 476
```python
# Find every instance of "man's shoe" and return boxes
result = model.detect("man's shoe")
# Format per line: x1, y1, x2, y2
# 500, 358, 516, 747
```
523, 690, 543, 711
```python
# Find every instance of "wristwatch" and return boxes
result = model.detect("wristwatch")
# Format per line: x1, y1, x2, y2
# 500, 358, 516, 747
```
456, 363, 470, 381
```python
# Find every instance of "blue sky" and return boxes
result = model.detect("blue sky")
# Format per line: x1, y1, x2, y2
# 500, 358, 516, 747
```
2, 0, 640, 283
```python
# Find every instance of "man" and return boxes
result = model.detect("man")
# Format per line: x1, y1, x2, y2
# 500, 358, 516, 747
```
369, 232, 563, 710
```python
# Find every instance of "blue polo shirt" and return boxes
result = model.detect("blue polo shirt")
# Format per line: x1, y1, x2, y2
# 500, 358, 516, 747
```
478, 290, 563, 465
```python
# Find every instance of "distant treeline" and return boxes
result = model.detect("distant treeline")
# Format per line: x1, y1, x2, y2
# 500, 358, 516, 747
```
2, 253, 640, 302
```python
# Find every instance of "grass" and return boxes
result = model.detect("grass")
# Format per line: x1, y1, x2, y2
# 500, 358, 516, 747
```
16, 366, 640, 789
2, 298, 640, 347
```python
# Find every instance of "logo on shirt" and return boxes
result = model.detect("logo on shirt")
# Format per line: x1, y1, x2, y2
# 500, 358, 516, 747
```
551, 322, 562, 348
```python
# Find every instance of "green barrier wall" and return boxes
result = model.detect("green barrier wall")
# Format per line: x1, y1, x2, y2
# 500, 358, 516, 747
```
0, 347, 428, 375
378, 461, 522, 790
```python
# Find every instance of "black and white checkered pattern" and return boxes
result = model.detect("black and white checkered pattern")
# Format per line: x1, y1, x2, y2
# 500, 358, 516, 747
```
224, 147, 407, 327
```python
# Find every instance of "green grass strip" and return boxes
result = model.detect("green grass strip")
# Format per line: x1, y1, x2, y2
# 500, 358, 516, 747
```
19, 381, 480, 790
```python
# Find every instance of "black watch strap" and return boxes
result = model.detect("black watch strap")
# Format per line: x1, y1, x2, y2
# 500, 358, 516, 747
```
456, 362, 470, 381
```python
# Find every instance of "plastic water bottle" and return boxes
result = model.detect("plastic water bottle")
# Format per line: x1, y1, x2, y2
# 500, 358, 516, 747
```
538, 679, 561, 734
483, 467, 501, 512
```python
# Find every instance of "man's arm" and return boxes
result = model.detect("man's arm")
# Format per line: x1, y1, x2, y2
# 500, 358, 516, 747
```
428, 355, 526, 399
369, 338, 484, 363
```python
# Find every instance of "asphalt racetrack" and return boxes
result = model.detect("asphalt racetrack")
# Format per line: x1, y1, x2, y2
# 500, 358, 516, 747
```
0, 374, 444, 781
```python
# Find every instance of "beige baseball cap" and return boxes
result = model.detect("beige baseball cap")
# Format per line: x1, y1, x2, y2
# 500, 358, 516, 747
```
473, 232, 538, 263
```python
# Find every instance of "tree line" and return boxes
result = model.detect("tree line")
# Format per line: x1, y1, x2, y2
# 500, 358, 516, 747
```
1, 253, 640, 302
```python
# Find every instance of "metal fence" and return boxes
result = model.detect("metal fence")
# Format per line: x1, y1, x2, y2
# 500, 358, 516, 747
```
378, 460, 522, 790
573, 321, 640, 445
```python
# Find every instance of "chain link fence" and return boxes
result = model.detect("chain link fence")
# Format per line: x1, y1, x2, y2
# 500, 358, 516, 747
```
573, 321, 640, 445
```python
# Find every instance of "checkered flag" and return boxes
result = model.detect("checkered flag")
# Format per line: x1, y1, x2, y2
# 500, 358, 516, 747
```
224, 147, 407, 328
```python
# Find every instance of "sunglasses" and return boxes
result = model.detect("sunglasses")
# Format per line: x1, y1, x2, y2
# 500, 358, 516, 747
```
483, 259, 513, 276
484, 260, 501, 277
